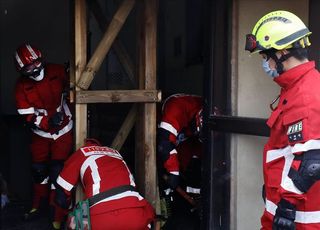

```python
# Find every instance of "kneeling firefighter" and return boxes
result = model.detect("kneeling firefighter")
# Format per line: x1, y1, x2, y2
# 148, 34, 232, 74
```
55, 138, 155, 230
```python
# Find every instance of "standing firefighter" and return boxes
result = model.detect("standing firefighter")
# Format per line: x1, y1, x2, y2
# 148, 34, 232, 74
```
55, 138, 155, 230
14, 43, 73, 229
245, 10, 320, 229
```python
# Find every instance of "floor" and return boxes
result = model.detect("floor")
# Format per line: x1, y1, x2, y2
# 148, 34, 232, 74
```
1, 198, 52, 230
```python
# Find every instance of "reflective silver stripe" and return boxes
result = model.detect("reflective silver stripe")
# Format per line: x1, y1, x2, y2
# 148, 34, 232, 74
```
169, 149, 177, 155
91, 191, 144, 208
17, 107, 35, 115
266, 139, 320, 194
281, 152, 302, 194
26, 44, 38, 59
32, 119, 73, 140
40, 176, 49, 185
159, 122, 178, 136
80, 153, 136, 196
15, 52, 24, 68
80, 155, 104, 195
34, 116, 43, 127
186, 186, 201, 194
186, 186, 200, 194
266, 139, 320, 163
266, 199, 320, 224
57, 175, 73, 191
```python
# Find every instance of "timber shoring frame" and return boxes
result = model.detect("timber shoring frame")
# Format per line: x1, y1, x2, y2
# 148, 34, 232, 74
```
72, 0, 160, 207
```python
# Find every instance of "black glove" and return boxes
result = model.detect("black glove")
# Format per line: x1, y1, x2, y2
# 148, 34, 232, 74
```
49, 112, 64, 127
54, 186, 70, 209
166, 174, 180, 190
272, 199, 296, 230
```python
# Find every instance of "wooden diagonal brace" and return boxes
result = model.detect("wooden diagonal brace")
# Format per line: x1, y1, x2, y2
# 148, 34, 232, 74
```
77, 0, 135, 90
88, 0, 136, 87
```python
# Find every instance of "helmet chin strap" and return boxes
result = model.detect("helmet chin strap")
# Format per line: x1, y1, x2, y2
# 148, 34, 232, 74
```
269, 51, 296, 74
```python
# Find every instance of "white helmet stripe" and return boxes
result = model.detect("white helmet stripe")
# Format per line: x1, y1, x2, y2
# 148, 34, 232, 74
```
26, 44, 38, 59
15, 52, 24, 68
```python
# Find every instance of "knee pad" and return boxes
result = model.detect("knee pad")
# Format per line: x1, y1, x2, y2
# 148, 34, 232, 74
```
31, 163, 49, 184
289, 149, 320, 192
49, 160, 64, 188
157, 129, 175, 162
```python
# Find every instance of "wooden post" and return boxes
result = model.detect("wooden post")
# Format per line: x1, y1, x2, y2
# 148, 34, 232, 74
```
74, 0, 87, 149
77, 0, 135, 90
135, 0, 158, 210
74, 0, 87, 201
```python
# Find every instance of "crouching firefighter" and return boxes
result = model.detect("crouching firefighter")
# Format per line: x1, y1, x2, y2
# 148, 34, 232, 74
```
55, 138, 155, 230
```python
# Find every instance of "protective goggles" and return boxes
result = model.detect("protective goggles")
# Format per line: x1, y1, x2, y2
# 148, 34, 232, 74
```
21, 60, 43, 76
245, 34, 265, 53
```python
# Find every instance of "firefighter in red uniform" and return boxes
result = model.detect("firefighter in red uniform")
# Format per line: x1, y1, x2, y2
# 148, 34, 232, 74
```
14, 43, 73, 229
157, 94, 203, 189
245, 10, 320, 229
157, 94, 203, 229
55, 138, 155, 230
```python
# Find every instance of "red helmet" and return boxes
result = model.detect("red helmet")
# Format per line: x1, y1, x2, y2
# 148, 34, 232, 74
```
14, 44, 43, 77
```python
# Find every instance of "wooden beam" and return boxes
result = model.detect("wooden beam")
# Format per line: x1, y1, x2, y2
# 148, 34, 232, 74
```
74, 0, 87, 202
135, 0, 158, 209
74, 0, 87, 149
76, 90, 161, 103
77, 0, 135, 90
88, 0, 136, 86
111, 104, 137, 151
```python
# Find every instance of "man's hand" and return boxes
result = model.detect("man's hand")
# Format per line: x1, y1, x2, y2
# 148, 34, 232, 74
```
273, 199, 296, 230
49, 112, 64, 127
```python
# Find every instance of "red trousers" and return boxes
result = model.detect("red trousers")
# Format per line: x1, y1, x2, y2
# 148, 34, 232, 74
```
30, 131, 73, 222
90, 203, 155, 230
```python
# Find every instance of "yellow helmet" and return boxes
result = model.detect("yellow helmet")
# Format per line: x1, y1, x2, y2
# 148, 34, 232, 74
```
245, 10, 311, 53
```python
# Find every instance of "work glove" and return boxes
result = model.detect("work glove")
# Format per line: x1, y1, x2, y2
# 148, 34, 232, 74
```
272, 199, 296, 230
166, 173, 180, 190
49, 112, 64, 127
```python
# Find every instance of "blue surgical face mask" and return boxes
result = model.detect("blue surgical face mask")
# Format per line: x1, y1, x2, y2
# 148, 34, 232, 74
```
262, 58, 279, 78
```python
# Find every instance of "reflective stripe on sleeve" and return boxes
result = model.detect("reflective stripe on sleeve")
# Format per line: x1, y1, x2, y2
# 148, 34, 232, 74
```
266, 199, 320, 224
57, 175, 74, 191
159, 122, 178, 136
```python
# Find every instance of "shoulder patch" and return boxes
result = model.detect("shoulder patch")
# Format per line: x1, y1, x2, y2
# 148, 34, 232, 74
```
287, 121, 303, 142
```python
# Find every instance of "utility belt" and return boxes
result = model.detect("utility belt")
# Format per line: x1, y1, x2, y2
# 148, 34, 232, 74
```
68, 185, 136, 230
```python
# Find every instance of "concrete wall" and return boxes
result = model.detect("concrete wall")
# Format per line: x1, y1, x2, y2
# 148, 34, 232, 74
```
231, 1, 309, 229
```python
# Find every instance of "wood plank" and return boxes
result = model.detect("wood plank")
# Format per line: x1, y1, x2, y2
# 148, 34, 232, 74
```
111, 104, 137, 151
135, 0, 159, 210
74, 0, 87, 149
74, 0, 87, 202
77, 0, 135, 90
76, 90, 161, 103
88, 0, 136, 86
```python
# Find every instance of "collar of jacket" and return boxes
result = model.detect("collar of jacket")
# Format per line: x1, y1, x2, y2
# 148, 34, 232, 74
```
274, 61, 315, 89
